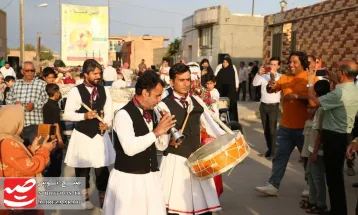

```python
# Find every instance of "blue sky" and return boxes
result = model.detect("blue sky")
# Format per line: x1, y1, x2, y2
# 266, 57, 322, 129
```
2, 0, 321, 53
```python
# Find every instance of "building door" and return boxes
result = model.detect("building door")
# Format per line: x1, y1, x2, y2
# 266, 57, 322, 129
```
188, 45, 192, 62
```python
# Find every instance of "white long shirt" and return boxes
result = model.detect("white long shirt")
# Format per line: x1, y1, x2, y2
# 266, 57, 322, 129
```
214, 64, 239, 88
158, 91, 226, 139
114, 107, 169, 156
252, 73, 281, 104
0, 66, 16, 78
238, 67, 249, 83
112, 79, 127, 89
103, 66, 117, 82
63, 86, 113, 126
160, 66, 171, 85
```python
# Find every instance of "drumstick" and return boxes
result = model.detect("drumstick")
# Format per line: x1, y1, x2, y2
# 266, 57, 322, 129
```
100, 110, 105, 135
80, 102, 104, 123
179, 102, 192, 133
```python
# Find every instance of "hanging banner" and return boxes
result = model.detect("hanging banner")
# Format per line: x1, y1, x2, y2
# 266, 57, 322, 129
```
61, 4, 108, 66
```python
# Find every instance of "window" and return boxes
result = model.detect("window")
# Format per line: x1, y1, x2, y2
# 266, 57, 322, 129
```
109, 40, 119, 52
199, 26, 212, 47
272, 33, 282, 58
291, 31, 296, 52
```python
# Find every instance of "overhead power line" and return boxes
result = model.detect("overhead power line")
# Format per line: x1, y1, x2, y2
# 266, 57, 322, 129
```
112, 0, 186, 15
111, 19, 173, 29
1, 0, 14, 10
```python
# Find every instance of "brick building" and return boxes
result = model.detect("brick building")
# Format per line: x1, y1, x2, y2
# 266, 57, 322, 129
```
0, 9, 6, 59
263, 0, 358, 72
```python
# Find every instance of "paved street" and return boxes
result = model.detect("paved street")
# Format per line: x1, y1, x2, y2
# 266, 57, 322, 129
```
47, 101, 358, 215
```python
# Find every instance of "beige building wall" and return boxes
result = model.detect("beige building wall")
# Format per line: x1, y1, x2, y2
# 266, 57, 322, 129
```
109, 35, 169, 70
181, 6, 264, 69
0, 9, 6, 59
153, 47, 168, 69
8, 50, 37, 62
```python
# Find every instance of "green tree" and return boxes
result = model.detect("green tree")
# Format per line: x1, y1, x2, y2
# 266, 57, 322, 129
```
39, 45, 54, 61
24, 44, 36, 51
166, 38, 181, 57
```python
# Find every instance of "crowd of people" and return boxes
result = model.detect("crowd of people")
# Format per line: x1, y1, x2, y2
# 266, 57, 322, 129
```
0, 51, 358, 215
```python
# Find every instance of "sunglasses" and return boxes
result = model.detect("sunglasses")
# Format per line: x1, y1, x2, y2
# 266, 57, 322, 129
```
24, 69, 35, 73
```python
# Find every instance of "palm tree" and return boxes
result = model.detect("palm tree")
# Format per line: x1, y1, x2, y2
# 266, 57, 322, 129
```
166, 38, 181, 57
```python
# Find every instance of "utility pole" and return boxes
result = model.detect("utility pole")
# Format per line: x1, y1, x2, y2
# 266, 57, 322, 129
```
108, 0, 110, 35
20, 0, 24, 64
36, 34, 41, 72
251, 0, 255, 16
59, 0, 62, 59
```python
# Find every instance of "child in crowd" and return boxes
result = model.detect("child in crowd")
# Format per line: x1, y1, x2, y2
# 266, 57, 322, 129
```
301, 80, 330, 214
3, 76, 15, 105
43, 83, 65, 177
205, 74, 220, 118
0, 75, 4, 105
112, 73, 127, 89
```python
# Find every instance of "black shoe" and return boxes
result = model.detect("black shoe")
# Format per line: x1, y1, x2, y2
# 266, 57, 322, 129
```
353, 182, 358, 188
265, 151, 271, 158
258, 150, 271, 157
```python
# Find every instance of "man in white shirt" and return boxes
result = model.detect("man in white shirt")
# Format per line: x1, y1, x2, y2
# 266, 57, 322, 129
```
111, 73, 127, 89
63, 59, 115, 210
160, 58, 171, 85
0, 61, 16, 78
238, 62, 249, 101
103, 61, 117, 86
253, 57, 282, 158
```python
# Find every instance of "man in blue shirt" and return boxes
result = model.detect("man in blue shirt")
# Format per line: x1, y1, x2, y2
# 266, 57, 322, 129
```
115, 41, 123, 64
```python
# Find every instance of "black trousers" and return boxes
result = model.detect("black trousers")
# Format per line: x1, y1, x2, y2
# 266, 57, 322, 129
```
238, 81, 247, 101
115, 52, 122, 62
255, 86, 261, 101
322, 129, 351, 215
21, 125, 39, 147
248, 77, 253, 99
75, 167, 109, 191
259, 102, 279, 156
43, 148, 63, 177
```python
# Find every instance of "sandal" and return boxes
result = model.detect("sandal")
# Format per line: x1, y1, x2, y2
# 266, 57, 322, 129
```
299, 198, 309, 207
300, 201, 315, 209
305, 205, 328, 214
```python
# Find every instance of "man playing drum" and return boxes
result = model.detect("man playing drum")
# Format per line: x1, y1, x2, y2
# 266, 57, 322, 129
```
159, 63, 226, 215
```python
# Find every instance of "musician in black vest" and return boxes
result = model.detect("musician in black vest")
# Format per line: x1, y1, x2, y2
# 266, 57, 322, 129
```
159, 63, 225, 215
63, 59, 116, 210
102, 70, 176, 215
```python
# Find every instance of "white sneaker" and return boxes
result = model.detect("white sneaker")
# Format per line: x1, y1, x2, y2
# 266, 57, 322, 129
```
81, 200, 94, 210
301, 188, 309, 197
255, 182, 279, 196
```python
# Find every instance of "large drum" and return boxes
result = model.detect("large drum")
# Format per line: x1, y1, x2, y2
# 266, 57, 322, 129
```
187, 131, 250, 180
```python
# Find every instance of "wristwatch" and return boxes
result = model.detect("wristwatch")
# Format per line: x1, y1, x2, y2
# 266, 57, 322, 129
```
306, 84, 314, 88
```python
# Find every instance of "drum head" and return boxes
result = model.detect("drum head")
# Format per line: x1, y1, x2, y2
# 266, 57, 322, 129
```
187, 131, 240, 163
